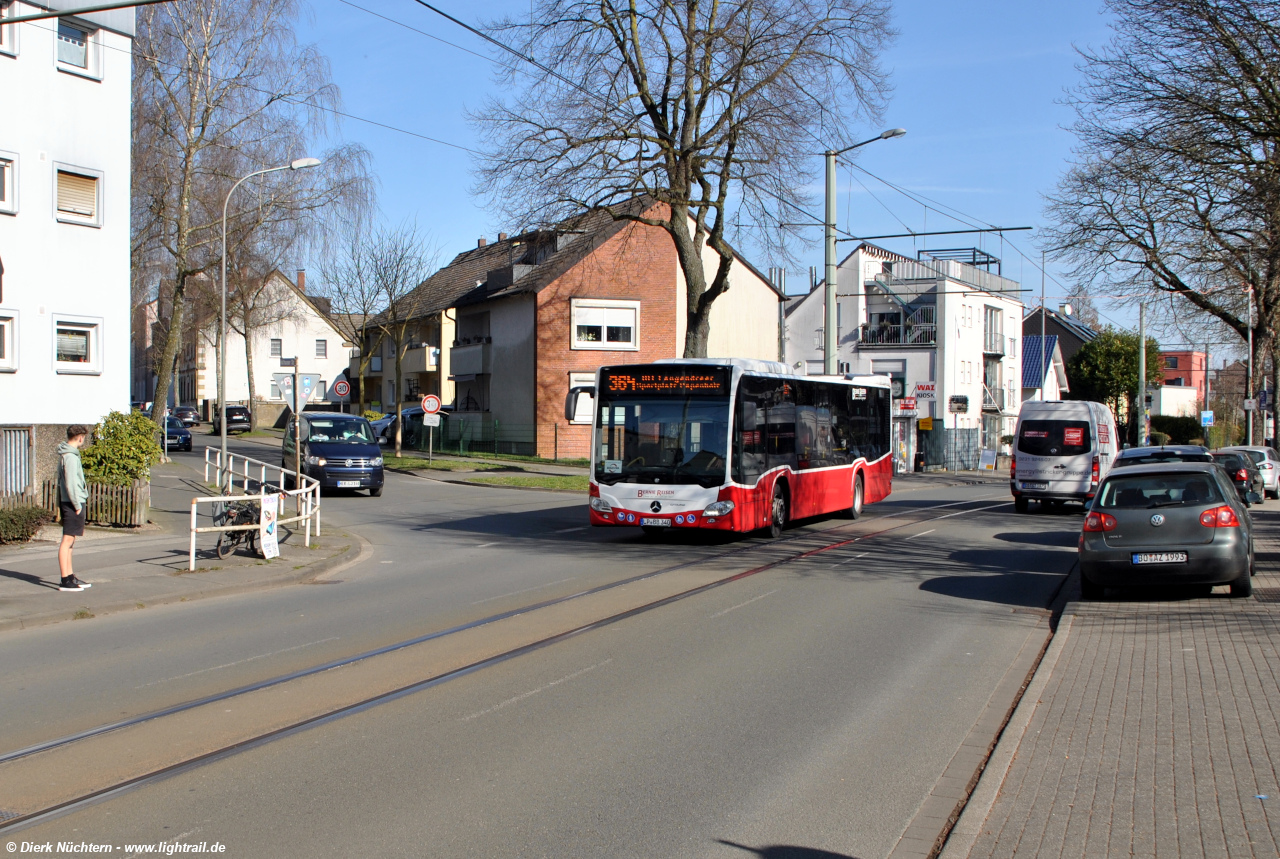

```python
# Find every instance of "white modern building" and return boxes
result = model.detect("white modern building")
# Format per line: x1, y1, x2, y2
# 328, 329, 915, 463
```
784, 244, 1023, 471
177, 270, 355, 421
0, 0, 133, 494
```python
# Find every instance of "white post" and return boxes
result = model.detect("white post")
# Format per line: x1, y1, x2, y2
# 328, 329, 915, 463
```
189, 499, 198, 571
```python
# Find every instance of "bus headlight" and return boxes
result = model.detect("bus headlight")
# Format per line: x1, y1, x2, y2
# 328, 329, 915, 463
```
590, 496, 613, 514
703, 500, 735, 517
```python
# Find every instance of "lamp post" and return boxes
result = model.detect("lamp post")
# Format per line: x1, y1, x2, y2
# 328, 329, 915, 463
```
218, 157, 321, 487
824, 128, 905, 375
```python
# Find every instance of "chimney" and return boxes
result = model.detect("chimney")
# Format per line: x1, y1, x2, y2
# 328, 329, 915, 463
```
478, 237, 487, 248
296, 269, 306, 292
498, 232, 508, 242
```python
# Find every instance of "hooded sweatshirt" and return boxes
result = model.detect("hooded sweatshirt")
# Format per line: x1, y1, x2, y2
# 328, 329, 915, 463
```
58, 441, 88, 508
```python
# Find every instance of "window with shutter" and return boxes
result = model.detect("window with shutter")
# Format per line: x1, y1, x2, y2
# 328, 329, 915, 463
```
56, 326, 89, 362
57, 21, 87, 67
570, 299, 639, 350
270, 338, 282, 357
315, 339, 327, 358
56, 171, 96, 218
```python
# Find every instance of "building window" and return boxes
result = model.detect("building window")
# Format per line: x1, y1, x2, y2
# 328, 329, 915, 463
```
0, 1, 18, 57
54, 166, 101, 226
270, 379, 281, 399
55, 19, 99, 78
1164, 356, 1178, 369
571, 299, 640, 351
270, 338, 282, 358
405, 376, 419, 398
316, 380, 327, 400
53, 315, 102, 374
0, 152, 15, 215
0, 312, 15, 372
315, 339, 327, 359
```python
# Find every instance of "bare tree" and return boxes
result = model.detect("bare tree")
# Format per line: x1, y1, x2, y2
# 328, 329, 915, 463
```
368, 224, 439, 457
314, 223, 386, 416
473, 0, 893, 357
133, 0, 372, 425
1046, 0, 1280, 442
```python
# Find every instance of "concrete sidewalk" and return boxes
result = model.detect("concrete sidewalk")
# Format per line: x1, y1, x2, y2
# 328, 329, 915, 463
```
941, 507, 1280, 859
0, 456, 356, 633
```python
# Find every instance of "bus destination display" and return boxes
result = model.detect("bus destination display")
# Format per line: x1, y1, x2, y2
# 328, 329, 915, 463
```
602, 367, 730, 396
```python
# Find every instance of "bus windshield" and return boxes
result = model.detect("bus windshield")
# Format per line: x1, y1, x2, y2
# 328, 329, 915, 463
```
595, 396, 731, 487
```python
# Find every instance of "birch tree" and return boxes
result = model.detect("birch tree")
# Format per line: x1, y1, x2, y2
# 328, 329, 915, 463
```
473, 0, 893, 357
315, 225, 386, 416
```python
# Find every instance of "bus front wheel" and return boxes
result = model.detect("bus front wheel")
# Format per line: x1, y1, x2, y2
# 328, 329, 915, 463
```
768, 483, 788, 539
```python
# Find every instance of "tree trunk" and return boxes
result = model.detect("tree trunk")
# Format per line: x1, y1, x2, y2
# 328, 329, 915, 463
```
150, 277, 187, 423
243, 309, 258, 432
393, 334, 404, 457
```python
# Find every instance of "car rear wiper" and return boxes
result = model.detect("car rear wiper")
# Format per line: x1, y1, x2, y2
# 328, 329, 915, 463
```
1147, 500, 1186, 508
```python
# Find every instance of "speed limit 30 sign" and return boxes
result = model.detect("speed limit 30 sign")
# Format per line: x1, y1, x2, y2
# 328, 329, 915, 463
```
333, 379, 351, 398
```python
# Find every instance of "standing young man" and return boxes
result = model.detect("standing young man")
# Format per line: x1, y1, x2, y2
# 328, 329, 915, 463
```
57, 425, 92, 592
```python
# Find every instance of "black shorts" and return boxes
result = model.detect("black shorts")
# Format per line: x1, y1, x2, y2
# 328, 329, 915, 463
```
60, 502, 85, 537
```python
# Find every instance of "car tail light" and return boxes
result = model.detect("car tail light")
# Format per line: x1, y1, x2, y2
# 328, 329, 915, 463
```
1010, 455, 1016, 479
1237, 468, 1248, 482
1199, 505, 1241, 528
1084, 511, 1118, 532
1091, 455, 1100, 486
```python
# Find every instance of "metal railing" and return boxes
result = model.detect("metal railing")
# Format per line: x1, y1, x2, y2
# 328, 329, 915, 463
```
856, 321, 937, 346
191, 448, 321, 571
983, 385, 1005, 412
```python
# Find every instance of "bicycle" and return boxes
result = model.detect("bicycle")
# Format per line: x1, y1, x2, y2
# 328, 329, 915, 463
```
214, 498, 261, 559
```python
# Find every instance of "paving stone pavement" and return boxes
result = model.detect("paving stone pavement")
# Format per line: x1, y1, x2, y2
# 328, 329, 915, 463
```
952, 505, 1280, 859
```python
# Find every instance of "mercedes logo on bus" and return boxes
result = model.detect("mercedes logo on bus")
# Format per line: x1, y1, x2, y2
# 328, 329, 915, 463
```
650, 501, 663, 513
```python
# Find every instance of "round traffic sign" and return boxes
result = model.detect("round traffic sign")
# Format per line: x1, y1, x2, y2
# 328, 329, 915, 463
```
421, 394, 442, 415
333, 379, 351, 398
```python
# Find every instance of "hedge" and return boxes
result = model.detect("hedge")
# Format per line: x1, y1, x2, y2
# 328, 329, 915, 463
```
0, 506, 54, 544
1150, 415, 1202, 445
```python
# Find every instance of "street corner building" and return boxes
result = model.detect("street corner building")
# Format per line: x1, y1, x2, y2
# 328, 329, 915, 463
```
353, 197, 785, 461
0, 0, 135, 494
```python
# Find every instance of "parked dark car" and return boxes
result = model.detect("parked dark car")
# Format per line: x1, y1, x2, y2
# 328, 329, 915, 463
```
1211, 450, 1265, 505
1079, 462, 1257, 600
213, 406, 251, 434
174, 406, 200, 427
1219, 446, 1280, 499
164, 417, 193, 452
1112, 445, 1212, 468
282, 412, 384, 496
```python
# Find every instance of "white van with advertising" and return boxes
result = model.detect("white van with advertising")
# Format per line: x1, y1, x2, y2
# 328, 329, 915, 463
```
1011, 400, 1119, 512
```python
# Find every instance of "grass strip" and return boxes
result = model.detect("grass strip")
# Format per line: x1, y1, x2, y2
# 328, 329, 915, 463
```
465, 475, 589, 492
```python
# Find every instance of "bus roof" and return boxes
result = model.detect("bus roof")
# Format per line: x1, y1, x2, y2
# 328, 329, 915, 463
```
650, 357, 891, 388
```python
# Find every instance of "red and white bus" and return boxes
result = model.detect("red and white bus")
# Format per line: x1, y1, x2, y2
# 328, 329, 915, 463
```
565, 359, 894, 537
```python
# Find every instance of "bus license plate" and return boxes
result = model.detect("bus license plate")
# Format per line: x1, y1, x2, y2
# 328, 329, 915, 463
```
337, 480, 361, 488
1132, 552, 1187, 565
1021, 481, 1048, 490
640, 517, 670, 527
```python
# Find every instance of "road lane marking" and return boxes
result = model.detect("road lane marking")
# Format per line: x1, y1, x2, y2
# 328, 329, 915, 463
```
135, 637, 342, 689
474, 541, 501, 549
471, 577, 578, 605
906, 528, 937, 540
554, 526, 587, 533
461, 659, 612, 722
831, 551, 870, 568
710, 589, 779, 618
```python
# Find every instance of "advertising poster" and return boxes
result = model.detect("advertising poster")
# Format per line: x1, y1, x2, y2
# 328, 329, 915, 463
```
260, 493, 281, 559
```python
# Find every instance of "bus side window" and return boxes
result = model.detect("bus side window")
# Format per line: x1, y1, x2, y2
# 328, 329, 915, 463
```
734, 386, 766, 485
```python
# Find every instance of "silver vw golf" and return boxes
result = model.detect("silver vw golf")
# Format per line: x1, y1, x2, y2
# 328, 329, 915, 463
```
1079, 462, 1257, 599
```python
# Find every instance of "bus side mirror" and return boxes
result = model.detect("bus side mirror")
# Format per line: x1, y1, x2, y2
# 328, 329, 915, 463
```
565, 386, 594, 422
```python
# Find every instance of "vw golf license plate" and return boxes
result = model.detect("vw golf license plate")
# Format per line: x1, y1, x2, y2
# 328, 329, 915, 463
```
640, 517, 670, 527
337, 480, 360, 488
1132, 552, 1188, 565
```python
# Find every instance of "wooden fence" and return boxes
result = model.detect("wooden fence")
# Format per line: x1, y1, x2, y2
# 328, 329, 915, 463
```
27, 479, 151, 527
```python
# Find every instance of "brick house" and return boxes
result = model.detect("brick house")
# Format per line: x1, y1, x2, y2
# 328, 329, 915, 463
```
372, 199, 784, 458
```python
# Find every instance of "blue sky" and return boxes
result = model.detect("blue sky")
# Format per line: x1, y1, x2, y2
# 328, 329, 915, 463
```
297, 0, 1124, 323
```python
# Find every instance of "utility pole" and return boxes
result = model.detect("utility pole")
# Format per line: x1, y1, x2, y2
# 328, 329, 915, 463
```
823, 129, 905, 375
1138, 303, 1146, 445
1040, 251, 1046, 399
1247, 284, 1255, 444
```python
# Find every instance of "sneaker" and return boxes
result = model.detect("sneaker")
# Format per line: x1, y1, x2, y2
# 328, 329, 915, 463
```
59, 578, 84, 592
70, 576, 91, 589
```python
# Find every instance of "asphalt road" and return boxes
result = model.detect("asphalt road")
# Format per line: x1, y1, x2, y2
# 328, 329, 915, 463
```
2, 433, 1079, 857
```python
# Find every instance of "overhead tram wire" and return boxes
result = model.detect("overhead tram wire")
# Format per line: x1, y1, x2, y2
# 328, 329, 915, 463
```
26, 17, 483, 156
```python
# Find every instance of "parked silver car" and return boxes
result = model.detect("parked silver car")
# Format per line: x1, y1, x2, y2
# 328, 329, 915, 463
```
1218, 446, 1280, 499
1079, 462, 1257, 600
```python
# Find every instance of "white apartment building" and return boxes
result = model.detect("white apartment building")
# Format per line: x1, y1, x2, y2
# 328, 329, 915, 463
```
0, 0, 133, 493
177, 271, 355, 418
784, 244, 1023, 471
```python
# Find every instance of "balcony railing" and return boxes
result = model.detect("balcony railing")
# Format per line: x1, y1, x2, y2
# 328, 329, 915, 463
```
451, 342, 492, 376
856, 322, 937, 347
983, 385, 1005, 412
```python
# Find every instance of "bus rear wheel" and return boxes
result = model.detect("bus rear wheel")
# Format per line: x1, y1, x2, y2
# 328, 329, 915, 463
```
768, 483, 787, 539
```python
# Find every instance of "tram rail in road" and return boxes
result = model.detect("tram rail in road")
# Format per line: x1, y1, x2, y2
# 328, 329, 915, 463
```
1, 494, 1017, 832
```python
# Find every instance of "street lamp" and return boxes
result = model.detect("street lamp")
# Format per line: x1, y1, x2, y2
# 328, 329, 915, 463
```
219, 157, 322, 486
824, 128, 906, 375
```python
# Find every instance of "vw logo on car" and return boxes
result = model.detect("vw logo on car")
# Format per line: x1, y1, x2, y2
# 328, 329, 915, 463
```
1150, 513, 1165, 527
